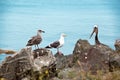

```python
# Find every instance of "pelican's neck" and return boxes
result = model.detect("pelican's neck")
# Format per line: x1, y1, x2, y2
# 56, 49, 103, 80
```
95, 33, 100, 45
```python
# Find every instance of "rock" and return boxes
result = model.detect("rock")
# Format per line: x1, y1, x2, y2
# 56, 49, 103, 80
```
109, 39, 120, 71
56, 67, 80, 80
33, 48, 56, 71
114, 39, 120, 52
73, 39, 91, 55
1, 39, 120, 80
73, 39, 91, 65
0, 47, 33, 80
55, 53, 73, 69
0, 47, 57, 80
73, 39, 114, 73
109, 53, 120, 71
0, 49, 16, 54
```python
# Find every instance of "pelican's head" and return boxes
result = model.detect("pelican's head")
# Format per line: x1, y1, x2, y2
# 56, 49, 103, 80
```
38, 30, 45, 33
61, 33, 67, 37
89, 25, 98, 38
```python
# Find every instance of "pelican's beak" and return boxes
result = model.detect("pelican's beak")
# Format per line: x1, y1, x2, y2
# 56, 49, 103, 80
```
89, 28, 95, 39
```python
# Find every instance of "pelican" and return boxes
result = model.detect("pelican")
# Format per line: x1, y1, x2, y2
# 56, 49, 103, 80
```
45, 33, 67, 54
89, 25, 101, 45
26, 30, 45, 49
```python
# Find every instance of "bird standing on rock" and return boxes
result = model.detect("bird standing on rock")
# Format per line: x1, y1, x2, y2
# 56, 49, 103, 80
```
89, 25, 101, 45
45, 33, 67, 54
26, 30, 45, 49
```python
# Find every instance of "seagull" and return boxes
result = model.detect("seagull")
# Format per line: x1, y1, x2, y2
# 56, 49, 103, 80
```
45, 33, 67, 54
26, 30, 45, 49
89, 25, 101, 45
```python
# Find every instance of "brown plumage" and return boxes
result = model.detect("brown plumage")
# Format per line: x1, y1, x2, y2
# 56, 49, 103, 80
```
26, 30, 45, 49
90, 25, 101, 45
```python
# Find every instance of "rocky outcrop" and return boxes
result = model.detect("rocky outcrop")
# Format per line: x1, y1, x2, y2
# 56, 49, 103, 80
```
1, 39, 120, 80
114, 39, 120, 52
109, 39, 120, 71
109, 53, 120, 71
54, 53, 73, 69
54, 39, 118, 74
0, 47, 57, 80
73, 39, 114, 73
0, 47, 33, 80
33, 48, 56, 71
0, 49, 16, 54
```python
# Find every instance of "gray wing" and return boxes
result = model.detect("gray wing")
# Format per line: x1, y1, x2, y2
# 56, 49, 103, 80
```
50, 41, 60, 48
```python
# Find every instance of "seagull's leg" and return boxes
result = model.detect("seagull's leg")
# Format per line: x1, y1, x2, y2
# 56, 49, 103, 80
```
37, 45, 39, 49
57, 48, 63, 55
35, 45, 36, 49
57, 48, 59, 53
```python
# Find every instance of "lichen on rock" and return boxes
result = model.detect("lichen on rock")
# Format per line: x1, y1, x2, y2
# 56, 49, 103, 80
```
0, 47, 57, 80
1, 39, 120, 80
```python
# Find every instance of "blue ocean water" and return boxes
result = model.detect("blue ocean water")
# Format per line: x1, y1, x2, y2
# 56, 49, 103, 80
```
0, 0, 120, 61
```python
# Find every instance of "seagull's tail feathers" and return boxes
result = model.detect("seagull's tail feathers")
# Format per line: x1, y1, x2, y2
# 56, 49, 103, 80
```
26, 39, 33, 46
26, 43, 32, 46
45, 45, 52, 48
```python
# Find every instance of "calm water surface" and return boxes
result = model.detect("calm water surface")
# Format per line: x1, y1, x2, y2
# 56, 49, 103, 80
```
0, 0, 120, 61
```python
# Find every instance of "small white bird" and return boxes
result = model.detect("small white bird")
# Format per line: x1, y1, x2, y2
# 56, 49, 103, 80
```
45, 33, 67, 54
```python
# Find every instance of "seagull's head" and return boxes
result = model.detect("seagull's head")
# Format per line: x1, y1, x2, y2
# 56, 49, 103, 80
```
89, 25, 98, 39
61, 33, 67, 37
38, 30, 45, 33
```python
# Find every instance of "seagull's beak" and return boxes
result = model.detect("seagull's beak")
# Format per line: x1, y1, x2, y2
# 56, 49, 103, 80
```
42, 31, 45, 33
38, 30, 45, 33
63, 34, 67, 37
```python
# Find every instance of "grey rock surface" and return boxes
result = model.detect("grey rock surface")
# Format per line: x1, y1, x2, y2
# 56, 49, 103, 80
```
0, 47, 56, 80
73, 39, 114, 73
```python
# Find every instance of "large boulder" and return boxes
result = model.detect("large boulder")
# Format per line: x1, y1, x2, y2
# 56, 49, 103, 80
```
108, 39, 120, 71
0, 47, 57, 80
114, 39, 120, 52
109, 53, 120, 71
0, 47, 33, 80
33, 48, 56, 71
54, 53, 73, 69
73, 39, 114, 73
